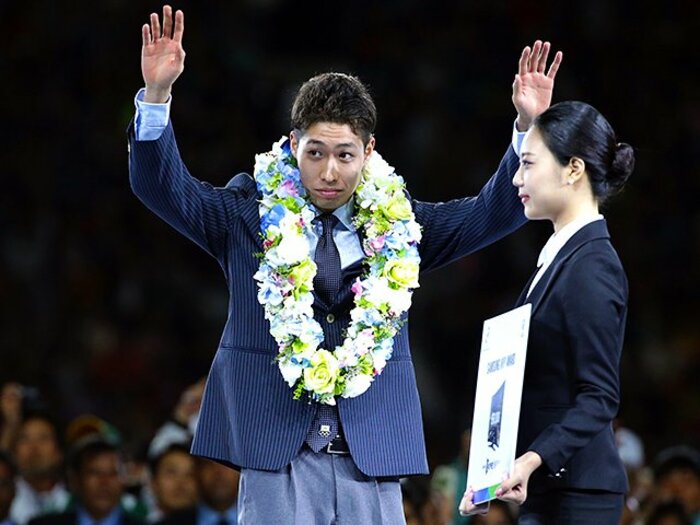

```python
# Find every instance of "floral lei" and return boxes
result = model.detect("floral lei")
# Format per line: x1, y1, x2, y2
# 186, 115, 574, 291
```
253, 137, 422, 405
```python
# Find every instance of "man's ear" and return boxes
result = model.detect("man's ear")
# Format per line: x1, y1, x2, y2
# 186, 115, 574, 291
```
364, 135, 376, 160
290, 130, 299, 158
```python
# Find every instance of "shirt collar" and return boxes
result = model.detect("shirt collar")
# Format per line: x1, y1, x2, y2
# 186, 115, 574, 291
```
311, 197, 356, 232
76, 505, 122, 525
537, 214, 604, 268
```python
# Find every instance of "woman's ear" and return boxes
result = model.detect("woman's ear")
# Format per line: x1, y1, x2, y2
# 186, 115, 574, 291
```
566, 157, 586, 185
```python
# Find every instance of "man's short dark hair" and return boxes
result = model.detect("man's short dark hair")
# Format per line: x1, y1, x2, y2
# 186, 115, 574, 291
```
291, 72, 377, 144
19, 411, 64, 450
653, 445, 700, 481
148, 442, 192, 476
69, 437, 120, 474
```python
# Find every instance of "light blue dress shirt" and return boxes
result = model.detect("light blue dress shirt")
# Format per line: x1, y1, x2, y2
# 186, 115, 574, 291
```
132, 88, 524, 269
76, 506, 122, 525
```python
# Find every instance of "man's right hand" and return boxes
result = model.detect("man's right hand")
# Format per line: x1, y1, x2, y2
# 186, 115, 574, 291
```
141, 5, 185, 103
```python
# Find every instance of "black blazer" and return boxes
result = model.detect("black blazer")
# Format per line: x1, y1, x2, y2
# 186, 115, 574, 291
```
515, 220, 628, 494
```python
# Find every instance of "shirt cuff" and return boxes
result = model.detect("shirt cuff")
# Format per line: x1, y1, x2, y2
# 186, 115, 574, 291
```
511, 119, 526, 157
134, 87, 171, 141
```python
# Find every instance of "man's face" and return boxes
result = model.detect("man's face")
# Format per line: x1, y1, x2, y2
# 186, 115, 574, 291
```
196, 459, 239, 512
152, 451, 198, 514
0, 463, 15, 520
291, 122, 375, 213
76, 452, 123, 520
14, 419, 63, 479
659, 468, 700, 513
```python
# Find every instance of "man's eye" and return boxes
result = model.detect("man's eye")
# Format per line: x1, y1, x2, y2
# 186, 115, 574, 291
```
308, 150, 322, 158
339, 152, 355, 161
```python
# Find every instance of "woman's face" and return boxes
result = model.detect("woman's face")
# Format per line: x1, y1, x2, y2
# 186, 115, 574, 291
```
512, 127, 571, 225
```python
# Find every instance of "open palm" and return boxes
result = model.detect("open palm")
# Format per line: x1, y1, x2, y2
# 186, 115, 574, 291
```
141, 5, 185, 102
513, 41, 563, 130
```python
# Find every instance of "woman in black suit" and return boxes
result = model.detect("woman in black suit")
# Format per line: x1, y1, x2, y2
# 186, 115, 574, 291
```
461, 101, 635, 524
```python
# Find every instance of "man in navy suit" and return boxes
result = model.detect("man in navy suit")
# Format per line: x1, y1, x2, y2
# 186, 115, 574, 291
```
129, 5, 562, 523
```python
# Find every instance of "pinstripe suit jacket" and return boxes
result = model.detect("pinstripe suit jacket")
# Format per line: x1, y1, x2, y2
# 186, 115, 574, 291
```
128, 122, 525, 477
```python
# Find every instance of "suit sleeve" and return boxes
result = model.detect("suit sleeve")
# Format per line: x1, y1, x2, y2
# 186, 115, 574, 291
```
414, 145, 526, 272
128, 120, 251, 262
528, 250, 628, 473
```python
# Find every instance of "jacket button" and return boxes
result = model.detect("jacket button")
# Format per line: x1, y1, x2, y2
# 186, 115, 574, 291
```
326, 314, 335, 323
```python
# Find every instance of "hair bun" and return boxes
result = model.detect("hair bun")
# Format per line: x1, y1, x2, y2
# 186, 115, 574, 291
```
607, 142, 635, 193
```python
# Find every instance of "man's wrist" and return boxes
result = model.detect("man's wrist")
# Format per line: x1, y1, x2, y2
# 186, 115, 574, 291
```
515, 115, 532, 132
144, 86, 172, 104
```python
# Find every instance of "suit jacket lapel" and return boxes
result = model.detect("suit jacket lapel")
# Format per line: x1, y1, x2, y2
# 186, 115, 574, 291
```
515, 265, 541, 307
518, 220, 611, 316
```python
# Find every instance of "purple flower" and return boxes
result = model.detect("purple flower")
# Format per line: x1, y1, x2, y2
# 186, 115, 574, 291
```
279, 178, 299, 197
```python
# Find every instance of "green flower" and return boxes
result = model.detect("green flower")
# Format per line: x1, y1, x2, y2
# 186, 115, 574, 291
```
289, 259, 317, 288
383, 258, 420, 288
303, 350, 340, 395
381, 194, 413, 221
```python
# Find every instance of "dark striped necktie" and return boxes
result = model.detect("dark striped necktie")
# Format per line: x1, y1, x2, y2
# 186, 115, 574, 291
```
313, 214, 341, 304
306, 213, 341, 451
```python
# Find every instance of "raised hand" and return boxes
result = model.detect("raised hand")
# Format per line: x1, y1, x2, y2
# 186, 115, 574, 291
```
141, 5, 185, 103
513, 40, 563, 131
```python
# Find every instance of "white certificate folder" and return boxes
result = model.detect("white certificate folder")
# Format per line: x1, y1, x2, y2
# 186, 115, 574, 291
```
466, 304, 532, 504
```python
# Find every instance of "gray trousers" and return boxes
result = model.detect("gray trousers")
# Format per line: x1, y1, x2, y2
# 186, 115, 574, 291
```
237, 446, 406, 524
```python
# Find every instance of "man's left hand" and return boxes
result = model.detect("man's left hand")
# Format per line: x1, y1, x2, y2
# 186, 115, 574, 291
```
512, 40, 563, 131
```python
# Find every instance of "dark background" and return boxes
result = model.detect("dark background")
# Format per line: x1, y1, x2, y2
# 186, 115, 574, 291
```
2, 0, 698, 466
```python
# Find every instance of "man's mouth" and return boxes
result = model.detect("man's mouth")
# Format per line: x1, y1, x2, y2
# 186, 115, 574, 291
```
316, 189, 341, 199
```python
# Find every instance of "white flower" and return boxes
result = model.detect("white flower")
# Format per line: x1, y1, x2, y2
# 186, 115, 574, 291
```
354, 329, 375, 356
266, 235, 309, 267
278, 358, 303, 387
387, 288, 413, 315
342, 374, 373, 398
279, 211, 301, 236
334, 340, 360, 368
254, 152, 275, 176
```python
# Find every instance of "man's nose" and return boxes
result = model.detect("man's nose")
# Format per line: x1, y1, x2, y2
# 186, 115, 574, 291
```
321, 159, 338, 182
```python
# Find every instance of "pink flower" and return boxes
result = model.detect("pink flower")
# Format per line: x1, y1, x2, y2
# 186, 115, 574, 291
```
369, 235, 386, 252
351, 279, 363, 297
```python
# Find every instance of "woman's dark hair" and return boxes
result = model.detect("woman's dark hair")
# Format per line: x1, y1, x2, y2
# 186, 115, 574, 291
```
291, 72, 377, 145
533, 100, 634, 204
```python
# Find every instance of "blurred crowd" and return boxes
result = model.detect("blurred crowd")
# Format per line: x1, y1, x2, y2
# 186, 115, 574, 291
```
1, 1, 699, 524
0, 381, 238, 525
1, 381, 698, 525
